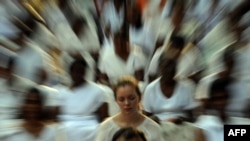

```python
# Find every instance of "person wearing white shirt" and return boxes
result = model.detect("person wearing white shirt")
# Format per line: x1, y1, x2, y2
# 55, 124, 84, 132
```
143, 57, 198, 123
98, 31, 146, 86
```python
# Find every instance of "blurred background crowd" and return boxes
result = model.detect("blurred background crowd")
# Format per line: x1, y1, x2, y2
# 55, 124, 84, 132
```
0, 0, 250, 141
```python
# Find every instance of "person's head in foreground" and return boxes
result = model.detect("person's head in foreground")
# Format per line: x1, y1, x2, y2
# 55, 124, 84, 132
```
112, 127, 147, 141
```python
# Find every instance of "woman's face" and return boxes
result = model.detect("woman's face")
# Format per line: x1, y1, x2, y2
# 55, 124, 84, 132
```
115, 85, 140, 115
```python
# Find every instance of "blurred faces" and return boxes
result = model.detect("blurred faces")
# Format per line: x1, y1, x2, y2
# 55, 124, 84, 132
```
23, 92, 43, 121
210, 91, 228, 111
159, 58, 176, 80
115, 85, 140, 115
114, 33, 130, 57
165, 46, 182, 59
69, 60, 86, 86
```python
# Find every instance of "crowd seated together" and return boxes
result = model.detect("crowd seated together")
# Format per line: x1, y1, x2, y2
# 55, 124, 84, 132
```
0, 0, 250, 141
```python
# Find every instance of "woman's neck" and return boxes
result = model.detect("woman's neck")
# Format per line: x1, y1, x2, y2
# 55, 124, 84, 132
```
117, 112, 144, 127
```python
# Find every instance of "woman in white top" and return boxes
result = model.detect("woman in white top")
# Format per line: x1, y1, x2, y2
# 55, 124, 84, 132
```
95, 76, 164, 141
59, 58, 108, 141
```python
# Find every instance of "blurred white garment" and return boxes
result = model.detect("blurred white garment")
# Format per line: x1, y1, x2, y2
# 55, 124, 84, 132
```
31, 23, 58, 51
195, 115, 250, 141
161, 121, 201, 141
129, 21, 157, 57
0, 79, 21, 120
0, 125, 59, 141
198, 18, 237, 75
101, 1, 124, 35
59, 81, 106, 141
142, 78, 198, 121
195, 74, 250, 117
95, 116, 164, 141
37, 85, 60, 107
97, 84, 120, 116
147, 44, 204, 80
78, 26, 100, 53
13, 42, 52, 84
98, 47, 146, 85
69, 0, 97, 33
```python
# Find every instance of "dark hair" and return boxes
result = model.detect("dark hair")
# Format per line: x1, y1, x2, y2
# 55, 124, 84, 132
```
13, 16, 37, 38
69, 58, 88, 74
222, 45, 236, 68
114, 76, 142, 99
112, 127, 147, 141
169, 35, 185, 49
209, 77, 231, 101
25, 87, 45, 106
158, 55, 177, 76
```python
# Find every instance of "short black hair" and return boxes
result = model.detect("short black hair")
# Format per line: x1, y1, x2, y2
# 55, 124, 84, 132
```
209, 77, 231, 100
169, 35, 185, 49
112, 127, 147, 141
69, 58, 88, 73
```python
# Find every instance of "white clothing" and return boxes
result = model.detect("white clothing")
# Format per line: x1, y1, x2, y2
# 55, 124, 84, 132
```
0, 76, 35, 120
95, 116, 164, 141
1, 125, 60, 141
195, 74, 250, 117
161, 121, 201, 141
142, 78, 198, 121
147, 45, 204, 80
129, 22, 157, 57
37, 85, 60, 107
101, 1, 124, 34
0, 80, 21, 120
198, 18, 237, 75
195, 115, 250, 141
195, 73, 218, 100
98, 84, 120, 116
233, 43, 250, 81
59, 81, 106, 141
13, 43, 51, 84
78, 26, 101, 53
98, 48, 146, 85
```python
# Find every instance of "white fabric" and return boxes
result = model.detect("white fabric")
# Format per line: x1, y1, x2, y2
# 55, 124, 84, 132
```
13, 43, 51, 83
142, 78, 198, 121
78, 26, 100, 53
195, 74, 250, 117
160, 121, 200, 141
0, 79, 21, 120
195, 115, 250, 141
59, 81, 106, 141
98, 48, 146, 85
0, 75, 35, 120
95, 116, 164, 141
233, 43, 250, 81
37, 85, 60, 107
1, 125, 59, 141
198, 18, 237, 75
98, 84, 120, 116
195, 73, 218, 100
129, 21, 157, 57
147, 45, 203, 79
101, 1, 124, 34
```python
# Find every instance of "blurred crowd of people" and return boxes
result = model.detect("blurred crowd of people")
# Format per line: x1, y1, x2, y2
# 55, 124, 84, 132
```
0, 0, 250, 141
